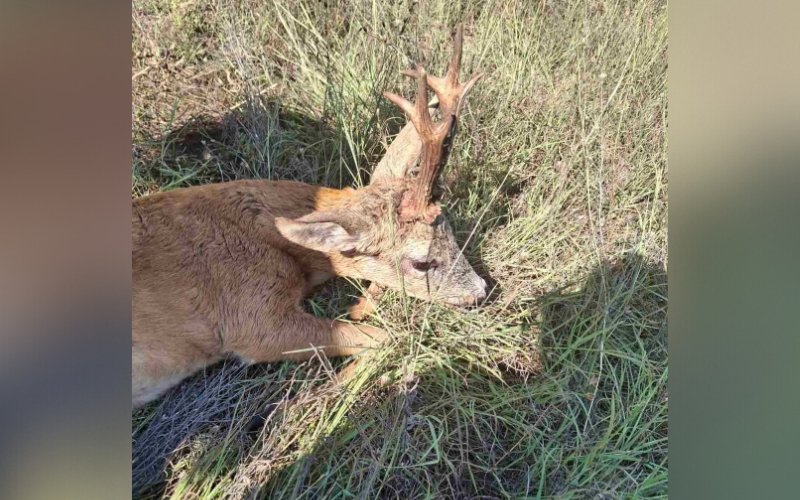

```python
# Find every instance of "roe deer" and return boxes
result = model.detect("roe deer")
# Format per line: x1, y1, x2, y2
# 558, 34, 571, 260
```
132, 26, 486, 407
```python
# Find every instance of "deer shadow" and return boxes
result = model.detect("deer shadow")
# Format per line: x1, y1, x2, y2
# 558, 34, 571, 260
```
134, 99, 352, 192
539, 251, 667, 347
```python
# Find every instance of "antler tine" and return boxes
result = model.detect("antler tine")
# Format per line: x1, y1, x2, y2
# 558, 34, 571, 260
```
445, 24, 464, 84
382, 90, 416, 119
383, 67, 436, 139
426, 24, 484, 118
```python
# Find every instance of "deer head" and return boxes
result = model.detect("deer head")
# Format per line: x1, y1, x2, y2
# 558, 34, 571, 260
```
276, 25, 487, 307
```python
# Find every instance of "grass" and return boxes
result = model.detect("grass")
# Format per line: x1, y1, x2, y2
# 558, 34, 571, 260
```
132, 0, 667, 497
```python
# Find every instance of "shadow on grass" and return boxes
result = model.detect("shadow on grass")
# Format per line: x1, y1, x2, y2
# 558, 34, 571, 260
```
131, 358, 353, 498
537, 251, 668, 366
132, 84, 415, 199
133, 98, 365, 197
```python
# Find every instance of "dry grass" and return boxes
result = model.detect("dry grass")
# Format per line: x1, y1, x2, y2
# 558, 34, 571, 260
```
132, 0, 667, 497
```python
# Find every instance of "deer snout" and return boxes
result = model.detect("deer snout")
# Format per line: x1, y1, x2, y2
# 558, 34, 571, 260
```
458, 277, 488, 307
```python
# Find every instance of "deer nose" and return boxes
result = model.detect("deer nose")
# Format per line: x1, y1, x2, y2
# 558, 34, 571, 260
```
467, 278, 488, 305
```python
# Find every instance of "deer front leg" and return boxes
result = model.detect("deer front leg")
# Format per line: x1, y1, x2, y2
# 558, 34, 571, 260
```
242, 314, 386, 435
233, 311, 388, 364
348, 282, 386, 320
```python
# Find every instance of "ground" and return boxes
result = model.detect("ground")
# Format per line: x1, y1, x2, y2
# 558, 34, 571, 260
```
132, 0, 667, 497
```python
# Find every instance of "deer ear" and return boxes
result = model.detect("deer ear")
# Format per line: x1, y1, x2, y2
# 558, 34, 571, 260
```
275, 215, 361, 253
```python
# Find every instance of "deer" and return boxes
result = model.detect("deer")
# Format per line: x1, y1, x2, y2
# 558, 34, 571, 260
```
132, 26, 486, 408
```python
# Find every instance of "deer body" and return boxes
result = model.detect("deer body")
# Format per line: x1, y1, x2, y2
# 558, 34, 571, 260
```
133, 26, 485, 407
134, 180, 384, 407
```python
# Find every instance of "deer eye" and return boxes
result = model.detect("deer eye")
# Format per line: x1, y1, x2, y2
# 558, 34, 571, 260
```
411, 259, 439, 272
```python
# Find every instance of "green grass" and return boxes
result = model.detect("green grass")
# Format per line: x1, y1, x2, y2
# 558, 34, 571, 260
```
132, 0, 667, 497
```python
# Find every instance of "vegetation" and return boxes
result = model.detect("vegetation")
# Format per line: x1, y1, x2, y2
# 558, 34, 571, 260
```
132, 0, 667, 497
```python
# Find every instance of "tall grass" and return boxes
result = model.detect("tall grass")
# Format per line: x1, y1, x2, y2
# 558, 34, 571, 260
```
132, 0, 667, 497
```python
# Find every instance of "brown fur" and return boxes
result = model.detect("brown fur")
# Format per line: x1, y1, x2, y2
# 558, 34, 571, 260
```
133, 180, 376, 406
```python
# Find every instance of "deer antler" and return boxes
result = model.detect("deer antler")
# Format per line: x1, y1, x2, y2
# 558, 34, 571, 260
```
381, 25, 484, 222
384, 68, 452, 222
